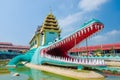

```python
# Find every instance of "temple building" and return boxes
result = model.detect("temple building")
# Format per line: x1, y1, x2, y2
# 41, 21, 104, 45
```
0, 42, 29, 53
70, 43, 120, 56
29, 12, 61, 49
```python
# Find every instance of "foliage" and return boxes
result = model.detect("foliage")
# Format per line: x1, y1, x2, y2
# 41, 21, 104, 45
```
94, 48, 103, 56
112, 70, 118, 74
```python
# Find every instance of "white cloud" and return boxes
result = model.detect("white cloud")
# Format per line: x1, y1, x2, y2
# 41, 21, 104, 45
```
59, 11, 92, 37
92, 35, 107, 42
58, 0, 108, 37
58, 0, 119, 46
59, 12, 84, 28
78, 0, 108, 11
88, 29, 120, 45
106, 29, 120, 36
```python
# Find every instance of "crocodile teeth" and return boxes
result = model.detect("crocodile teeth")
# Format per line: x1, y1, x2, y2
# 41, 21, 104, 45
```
90, 25, 93, 30
78, 31, 80, 36
87, 27, 90, 32
84, 29, 86, 34
95, 24, 98, 29
75, 33, 77, 38
81, 30, 83, 35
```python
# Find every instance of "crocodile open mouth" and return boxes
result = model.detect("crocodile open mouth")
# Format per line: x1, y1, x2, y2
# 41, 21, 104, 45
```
40, 20, 104, 60
8, 19, 105, 66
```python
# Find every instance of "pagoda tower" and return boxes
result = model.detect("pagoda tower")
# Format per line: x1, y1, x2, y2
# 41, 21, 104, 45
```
29, 12, 61, 49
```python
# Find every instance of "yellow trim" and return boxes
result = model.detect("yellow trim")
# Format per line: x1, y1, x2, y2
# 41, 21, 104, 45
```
29, 12, 61, 48
29, 34, 36, 44
44, 31, 46, 45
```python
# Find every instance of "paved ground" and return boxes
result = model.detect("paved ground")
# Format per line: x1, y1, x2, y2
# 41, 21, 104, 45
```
25, 63, 104, 80
105, 61, 120, 67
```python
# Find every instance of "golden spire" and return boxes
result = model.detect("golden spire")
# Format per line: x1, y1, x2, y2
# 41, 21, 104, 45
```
40, 9, 61, 33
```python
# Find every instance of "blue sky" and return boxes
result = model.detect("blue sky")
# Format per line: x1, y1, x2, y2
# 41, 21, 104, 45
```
0, 0, 120, 46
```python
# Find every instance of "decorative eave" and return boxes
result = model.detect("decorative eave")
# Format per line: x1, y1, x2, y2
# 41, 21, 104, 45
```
29, 32, 40, 44
29, 34, 36, 44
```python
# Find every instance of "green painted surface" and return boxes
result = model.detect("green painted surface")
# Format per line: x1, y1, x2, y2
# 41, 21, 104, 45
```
77, 65, 83, 70
8, 48, 37, 65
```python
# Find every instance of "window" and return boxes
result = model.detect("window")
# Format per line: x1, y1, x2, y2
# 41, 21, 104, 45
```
49, 32, 54, 34
35, 40, 36, 44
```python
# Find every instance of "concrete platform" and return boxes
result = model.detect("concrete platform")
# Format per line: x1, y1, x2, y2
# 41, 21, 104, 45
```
25, 63, 104, 80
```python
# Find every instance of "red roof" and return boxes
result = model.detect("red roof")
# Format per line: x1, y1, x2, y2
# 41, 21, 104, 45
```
0, 42, 29, 50
70, 43, 120, 52
0, 42, 13, 46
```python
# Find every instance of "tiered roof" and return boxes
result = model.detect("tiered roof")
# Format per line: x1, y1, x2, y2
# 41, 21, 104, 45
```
36, 12, 61, 34
30, 12, 61, 44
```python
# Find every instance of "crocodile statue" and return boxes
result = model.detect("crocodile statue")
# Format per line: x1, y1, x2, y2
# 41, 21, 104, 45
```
8, 19, 106, 69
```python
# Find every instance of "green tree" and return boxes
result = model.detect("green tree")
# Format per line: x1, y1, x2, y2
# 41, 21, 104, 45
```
94, 48, 103, 56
